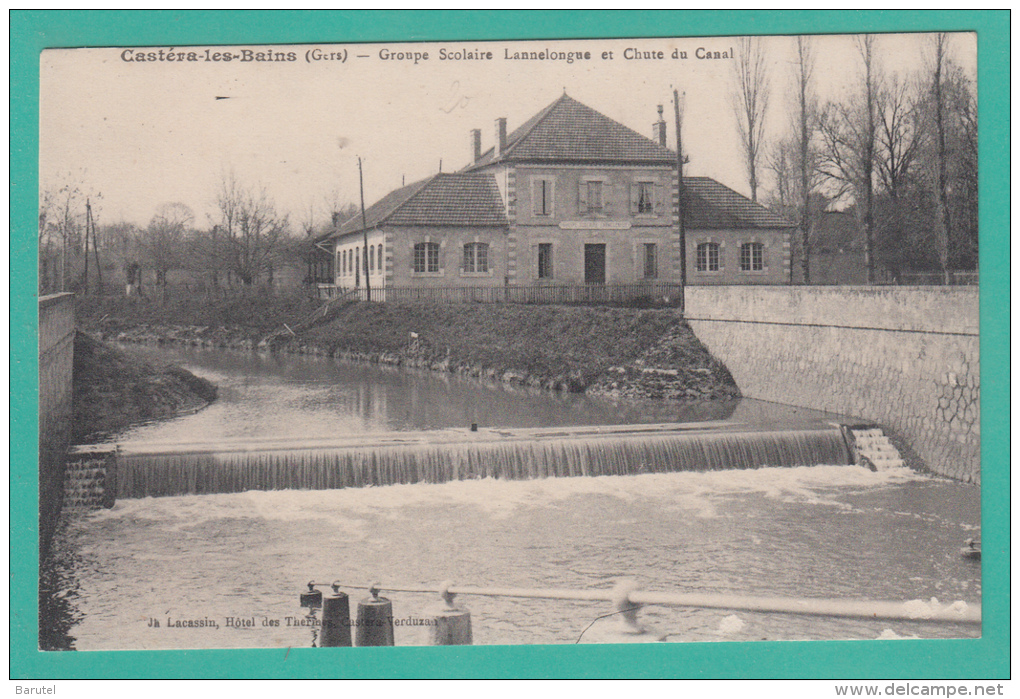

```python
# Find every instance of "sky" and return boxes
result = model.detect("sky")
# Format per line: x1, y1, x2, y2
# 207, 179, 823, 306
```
39, 32, 976, 232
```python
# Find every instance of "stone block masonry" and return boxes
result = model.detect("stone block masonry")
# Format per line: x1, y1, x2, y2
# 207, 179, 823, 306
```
686, 286, 980, 483
39, 293, 75, 553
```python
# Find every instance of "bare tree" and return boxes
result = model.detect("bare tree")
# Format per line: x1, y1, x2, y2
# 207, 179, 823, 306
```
793, 36, 816, 283
141, 202, 193, 290
928, 33, 953, 284
38, 177, 101, 293
914, 41, 978, 278
817, 35, 880, 282
875, 74, 924, 199
214, 173, 290, 288
732, 37, 772, 202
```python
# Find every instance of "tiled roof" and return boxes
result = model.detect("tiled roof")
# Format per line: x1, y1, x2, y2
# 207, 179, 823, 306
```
331, 173, 508, 237
684, 177, 794, 229
468, 93, 674, 168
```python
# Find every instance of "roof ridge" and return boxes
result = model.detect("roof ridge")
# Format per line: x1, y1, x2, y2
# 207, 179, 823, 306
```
572, 97, 671, 153
501, 92, 573, 160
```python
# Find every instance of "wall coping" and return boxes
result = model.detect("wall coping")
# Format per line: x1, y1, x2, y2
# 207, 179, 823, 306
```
39, 292, 75, 309
685, 285, 979, 336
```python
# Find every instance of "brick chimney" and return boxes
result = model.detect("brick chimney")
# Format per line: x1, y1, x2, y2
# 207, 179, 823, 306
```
495, 117, 507, 158
471, 128, 482, 164
653, 104, 667, 146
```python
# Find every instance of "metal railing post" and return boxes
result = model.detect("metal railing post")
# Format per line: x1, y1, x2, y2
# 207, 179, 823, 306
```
427, 580, 473, 646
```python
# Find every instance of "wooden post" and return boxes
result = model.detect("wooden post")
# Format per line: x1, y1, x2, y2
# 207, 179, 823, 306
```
358, 157, 371, 301
84, 199, 91, 293
673, 90, 687, 315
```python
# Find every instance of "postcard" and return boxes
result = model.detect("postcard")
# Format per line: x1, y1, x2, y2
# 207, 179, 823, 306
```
14, 11, 1008, 681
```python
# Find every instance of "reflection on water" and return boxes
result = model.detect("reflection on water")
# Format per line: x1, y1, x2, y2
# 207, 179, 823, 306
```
111, 343, 849, 444
112, 343, 737, 441
48, 344, 979, 650
51, 467, 980, 649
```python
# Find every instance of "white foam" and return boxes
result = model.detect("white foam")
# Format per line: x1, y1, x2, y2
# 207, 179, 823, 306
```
717, 614, 746, 634
96, 464, 926, 530
876, 628, 920, 640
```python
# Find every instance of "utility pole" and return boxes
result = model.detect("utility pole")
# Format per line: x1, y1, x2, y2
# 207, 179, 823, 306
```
358, 156, 371, 301
90, 199, 102, 293
673, 89, 687, 315
84, 199, 91, 294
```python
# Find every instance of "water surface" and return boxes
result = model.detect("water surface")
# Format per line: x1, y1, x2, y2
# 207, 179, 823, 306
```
48, 343, 980, 649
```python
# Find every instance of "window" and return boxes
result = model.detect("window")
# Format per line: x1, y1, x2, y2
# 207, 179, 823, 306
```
355, 247, 360, 273
462, 242, 489, 273
534, 179, 554, 216
637, 182, 654, 214
538, 243, 553, 279
587, 181, 603, 213
369, 245, 375, 271
414, 242, 440, 273
376, 243, 383, 271
740, 242, 764, 271
342, 250, 347, 275
697, 243, 720, 272
643, 243, 657, 279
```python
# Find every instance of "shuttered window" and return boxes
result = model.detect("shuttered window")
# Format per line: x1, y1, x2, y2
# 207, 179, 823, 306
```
533, 179, 554, 216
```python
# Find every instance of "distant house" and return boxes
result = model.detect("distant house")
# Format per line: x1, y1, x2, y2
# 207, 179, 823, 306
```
322, 94, 792, 294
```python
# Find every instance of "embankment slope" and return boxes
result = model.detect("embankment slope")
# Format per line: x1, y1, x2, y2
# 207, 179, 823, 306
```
77, 296, 739, 402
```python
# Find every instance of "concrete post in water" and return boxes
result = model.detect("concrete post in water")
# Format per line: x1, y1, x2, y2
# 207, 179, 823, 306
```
580, 578, 666, 644
320, 583, 352, 647
355, 583, 395, 647
427, 580, 472, 645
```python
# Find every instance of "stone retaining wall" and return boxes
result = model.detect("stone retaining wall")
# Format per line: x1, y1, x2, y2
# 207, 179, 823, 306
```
39, 293, 75, 552
686, 286, 980, 482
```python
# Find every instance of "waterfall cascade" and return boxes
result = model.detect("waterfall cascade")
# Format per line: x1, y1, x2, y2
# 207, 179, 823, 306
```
844, 426, 905, 470
94, 422, 855, 500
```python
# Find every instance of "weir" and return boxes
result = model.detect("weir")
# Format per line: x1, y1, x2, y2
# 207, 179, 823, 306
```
69, 421, 854, 501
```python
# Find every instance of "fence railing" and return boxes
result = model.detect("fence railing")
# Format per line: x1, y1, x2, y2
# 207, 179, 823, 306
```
316, 282, 684, 306
299, 579, 981, 647
891, 271, 979, 286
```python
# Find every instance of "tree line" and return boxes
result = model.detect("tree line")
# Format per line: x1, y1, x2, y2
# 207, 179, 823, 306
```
732, 33, 977, 284
38, 173, 356, 297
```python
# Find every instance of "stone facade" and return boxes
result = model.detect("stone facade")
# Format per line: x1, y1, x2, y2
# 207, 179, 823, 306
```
686, 286, 980, 482
322, 95, 793, 292
39, 292, 75, 552
686, 227, 790, 285
510, 164, 677, 285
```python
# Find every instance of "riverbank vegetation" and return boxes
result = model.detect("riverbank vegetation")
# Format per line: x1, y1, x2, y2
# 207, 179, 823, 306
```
72, 331, 217, 442
76, 294, 739, 401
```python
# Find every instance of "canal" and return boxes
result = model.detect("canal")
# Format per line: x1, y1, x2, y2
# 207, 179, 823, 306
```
47, 344, 981, 649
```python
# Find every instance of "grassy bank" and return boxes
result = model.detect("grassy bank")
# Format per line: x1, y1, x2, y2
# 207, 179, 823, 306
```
72, 331, 217, 442
76, 293, 321, 334
79, 295, 739, 400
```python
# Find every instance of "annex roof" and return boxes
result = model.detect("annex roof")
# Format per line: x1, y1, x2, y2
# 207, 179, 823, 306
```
329, 172, 508, 238
467, 93, 675, 168
684, 177, 794, 229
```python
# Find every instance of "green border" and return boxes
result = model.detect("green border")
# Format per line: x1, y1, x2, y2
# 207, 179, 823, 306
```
11, 10, 1009, 679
